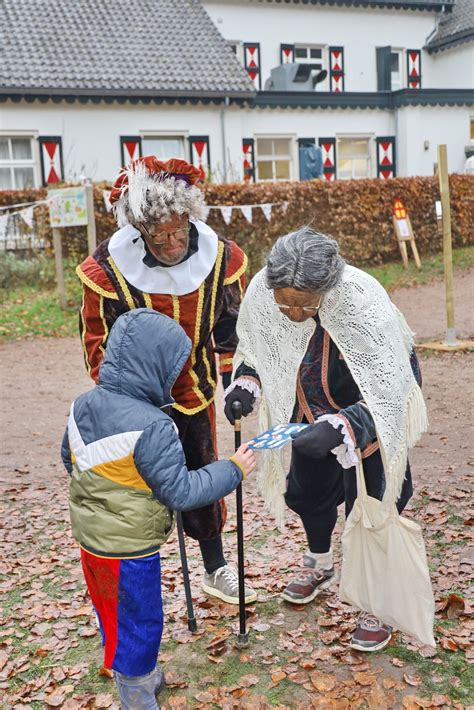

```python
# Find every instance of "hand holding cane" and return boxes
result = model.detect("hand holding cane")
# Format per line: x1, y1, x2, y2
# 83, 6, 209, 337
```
231, 400, 250, 647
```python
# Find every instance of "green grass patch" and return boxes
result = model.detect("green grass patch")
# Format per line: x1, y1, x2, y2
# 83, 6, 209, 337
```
386, 642, 473, 703
363, 245, 474, 292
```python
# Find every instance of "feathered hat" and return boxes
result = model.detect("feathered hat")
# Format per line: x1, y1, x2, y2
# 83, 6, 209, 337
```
110, 156, 205, 228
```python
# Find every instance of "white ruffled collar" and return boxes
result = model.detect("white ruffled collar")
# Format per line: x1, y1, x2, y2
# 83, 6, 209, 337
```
108, 220, 218, 296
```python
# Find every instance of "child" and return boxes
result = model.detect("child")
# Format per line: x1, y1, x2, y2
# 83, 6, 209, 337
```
61, 309, 256, 709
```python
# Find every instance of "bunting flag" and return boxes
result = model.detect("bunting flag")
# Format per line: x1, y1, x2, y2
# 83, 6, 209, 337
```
21, 207, 34, 229
240, 205, 253, 223
203, 202, 286, 224
201, 206, 211, 222
260, 204, 273, 221
220, 206, 233, 225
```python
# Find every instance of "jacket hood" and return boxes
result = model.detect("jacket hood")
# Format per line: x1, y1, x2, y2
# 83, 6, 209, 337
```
98, 309, 191, 407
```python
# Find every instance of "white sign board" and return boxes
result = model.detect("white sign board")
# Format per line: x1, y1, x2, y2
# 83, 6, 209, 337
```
49, 187, 88, 227
396, 218, 411, 239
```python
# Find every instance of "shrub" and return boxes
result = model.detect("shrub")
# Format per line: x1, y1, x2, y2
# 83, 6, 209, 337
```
1, 175, 472, 278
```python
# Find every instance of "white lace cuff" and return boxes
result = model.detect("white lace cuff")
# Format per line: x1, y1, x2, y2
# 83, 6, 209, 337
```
316, 413, 358, 469
224, 377, 261, 400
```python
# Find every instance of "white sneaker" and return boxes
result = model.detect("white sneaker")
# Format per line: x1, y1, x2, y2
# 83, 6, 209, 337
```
202, 564, 257, 605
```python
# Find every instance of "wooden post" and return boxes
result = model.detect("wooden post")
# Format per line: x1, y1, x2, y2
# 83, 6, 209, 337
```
85, 183, 97, 255
52, 228, 67, 310
437, 144, 457, 346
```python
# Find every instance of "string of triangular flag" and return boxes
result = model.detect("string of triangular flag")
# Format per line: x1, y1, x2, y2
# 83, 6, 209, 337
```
0, 203, 42, 235
202, 201, 289, 225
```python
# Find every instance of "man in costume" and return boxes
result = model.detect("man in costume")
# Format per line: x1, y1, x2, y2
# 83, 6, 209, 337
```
77, 156, 256, 604
224, 227, 426, 651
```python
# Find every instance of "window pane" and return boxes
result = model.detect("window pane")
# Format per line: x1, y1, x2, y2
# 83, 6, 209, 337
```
273, 138, 290, 155
390, 53, 400, 72
12, 138, 32, 160
353, 159, 369, 178
310, 48, 322, 59
275, 160, 290, 180
338, 159, 352, 180
257, 160, 273, 180
13, 167, 35, 188
295, 47, 307, 58
0, 167, 13, 188
338, 139, 369, 158
142, 137, 183, 160
256, 138, 273, 155
0, 138, 9, 160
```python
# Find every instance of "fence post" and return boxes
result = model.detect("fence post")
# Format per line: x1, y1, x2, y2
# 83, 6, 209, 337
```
52, 228, 67, 310
85, 184, 97, 255
437, 145, 457, 347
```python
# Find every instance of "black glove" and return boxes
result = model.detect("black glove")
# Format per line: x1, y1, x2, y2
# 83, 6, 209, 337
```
291, 421, 344, 459
221, 371, 232, 390
224, 386, 255, 424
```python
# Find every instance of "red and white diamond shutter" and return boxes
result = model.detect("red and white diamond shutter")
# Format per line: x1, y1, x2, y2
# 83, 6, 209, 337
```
407, 50, 422, 89
329, 47, 345, 92
280, 44, 295, 64
244, 43, 261, 89
376, 137, 396, 179
189, 136, 210, 181
318, 138, 336, 181
38, 137, 63, 186
120, 136, 142, 166
242, 139, 255, 182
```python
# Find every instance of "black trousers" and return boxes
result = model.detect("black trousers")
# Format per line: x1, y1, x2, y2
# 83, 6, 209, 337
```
285, 447, 413, 554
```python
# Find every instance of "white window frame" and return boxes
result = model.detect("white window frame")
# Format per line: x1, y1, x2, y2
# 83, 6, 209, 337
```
336, 134, 375, 180
0, 132, 39, 189
390, 48, 405, 91
255, 135, 296, 182
139, 131, 188, 161
294, 44, 328, 90
228, 40, 243, 64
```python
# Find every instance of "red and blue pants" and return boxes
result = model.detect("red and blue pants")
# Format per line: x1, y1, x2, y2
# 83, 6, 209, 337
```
81, 549, 163, 676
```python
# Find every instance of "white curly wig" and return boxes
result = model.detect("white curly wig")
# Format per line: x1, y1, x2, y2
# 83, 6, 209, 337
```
112, 160, 206, 228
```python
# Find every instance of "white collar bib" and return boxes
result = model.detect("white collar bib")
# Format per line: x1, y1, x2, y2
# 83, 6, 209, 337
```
108, 220, 219, 296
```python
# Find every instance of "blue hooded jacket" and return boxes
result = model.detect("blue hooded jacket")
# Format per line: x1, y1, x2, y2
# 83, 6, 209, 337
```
62, 309, 243, 558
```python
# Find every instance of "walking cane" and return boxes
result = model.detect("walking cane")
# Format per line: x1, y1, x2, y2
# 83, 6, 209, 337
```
176, 511, 198, 633
231, 400, 249, 647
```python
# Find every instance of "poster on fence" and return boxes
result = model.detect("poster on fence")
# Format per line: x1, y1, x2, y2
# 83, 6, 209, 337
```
48, 187, 88, 227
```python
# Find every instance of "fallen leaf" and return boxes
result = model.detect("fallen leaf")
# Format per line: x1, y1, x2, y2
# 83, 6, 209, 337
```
238, 673, 259, 687
310, 670, 336, 692
403, 673, 422, 687
392, 657, 405, 667
439, 637, 458, 652
353, 671, 377, 686
270, 670, 286, 686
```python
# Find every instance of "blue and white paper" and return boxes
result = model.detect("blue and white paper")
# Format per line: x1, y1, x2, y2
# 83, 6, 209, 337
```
247, 423, 309, 450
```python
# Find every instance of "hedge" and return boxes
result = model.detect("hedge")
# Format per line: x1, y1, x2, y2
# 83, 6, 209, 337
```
1, 175, 472, 277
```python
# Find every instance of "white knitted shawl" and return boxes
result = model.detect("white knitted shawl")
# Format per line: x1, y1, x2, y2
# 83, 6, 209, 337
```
234, 266, 428, 528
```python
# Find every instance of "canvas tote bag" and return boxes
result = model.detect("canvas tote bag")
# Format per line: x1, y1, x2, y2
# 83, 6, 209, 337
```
339, 453, 436, 647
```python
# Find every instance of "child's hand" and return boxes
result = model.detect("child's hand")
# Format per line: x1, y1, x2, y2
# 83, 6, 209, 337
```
232, 444, 257, 478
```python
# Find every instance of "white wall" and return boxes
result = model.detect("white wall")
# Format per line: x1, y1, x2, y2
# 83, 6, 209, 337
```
204, 0, 437, 91
0, 101, 237, 184
396, 105, 471, 175
423, 44, 474, 89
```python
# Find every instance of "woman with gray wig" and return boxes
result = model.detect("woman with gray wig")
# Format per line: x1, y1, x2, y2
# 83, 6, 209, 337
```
224, 226, 424, 653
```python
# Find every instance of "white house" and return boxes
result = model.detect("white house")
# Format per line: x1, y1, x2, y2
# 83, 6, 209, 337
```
0, 0, 472, 189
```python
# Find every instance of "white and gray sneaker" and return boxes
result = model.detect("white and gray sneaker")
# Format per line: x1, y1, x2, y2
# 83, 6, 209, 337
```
202, 564, 257, 605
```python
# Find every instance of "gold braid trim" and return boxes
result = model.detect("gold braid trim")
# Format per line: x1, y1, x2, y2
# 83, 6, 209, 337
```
223, 253, 248, 286
219, 357, 234, 367
98, 295, 108, 357
202, 241, 225, 390
76, 265, 119, 300
172, 394, 215, 416
188, 283, 208, 407
106, 257, 136, 311
172, 295, 180, 322
143, 292, 152, 308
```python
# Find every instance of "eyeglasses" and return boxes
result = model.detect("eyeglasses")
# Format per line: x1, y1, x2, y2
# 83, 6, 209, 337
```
276, 300, 322, 315
140, 223, 190, 246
